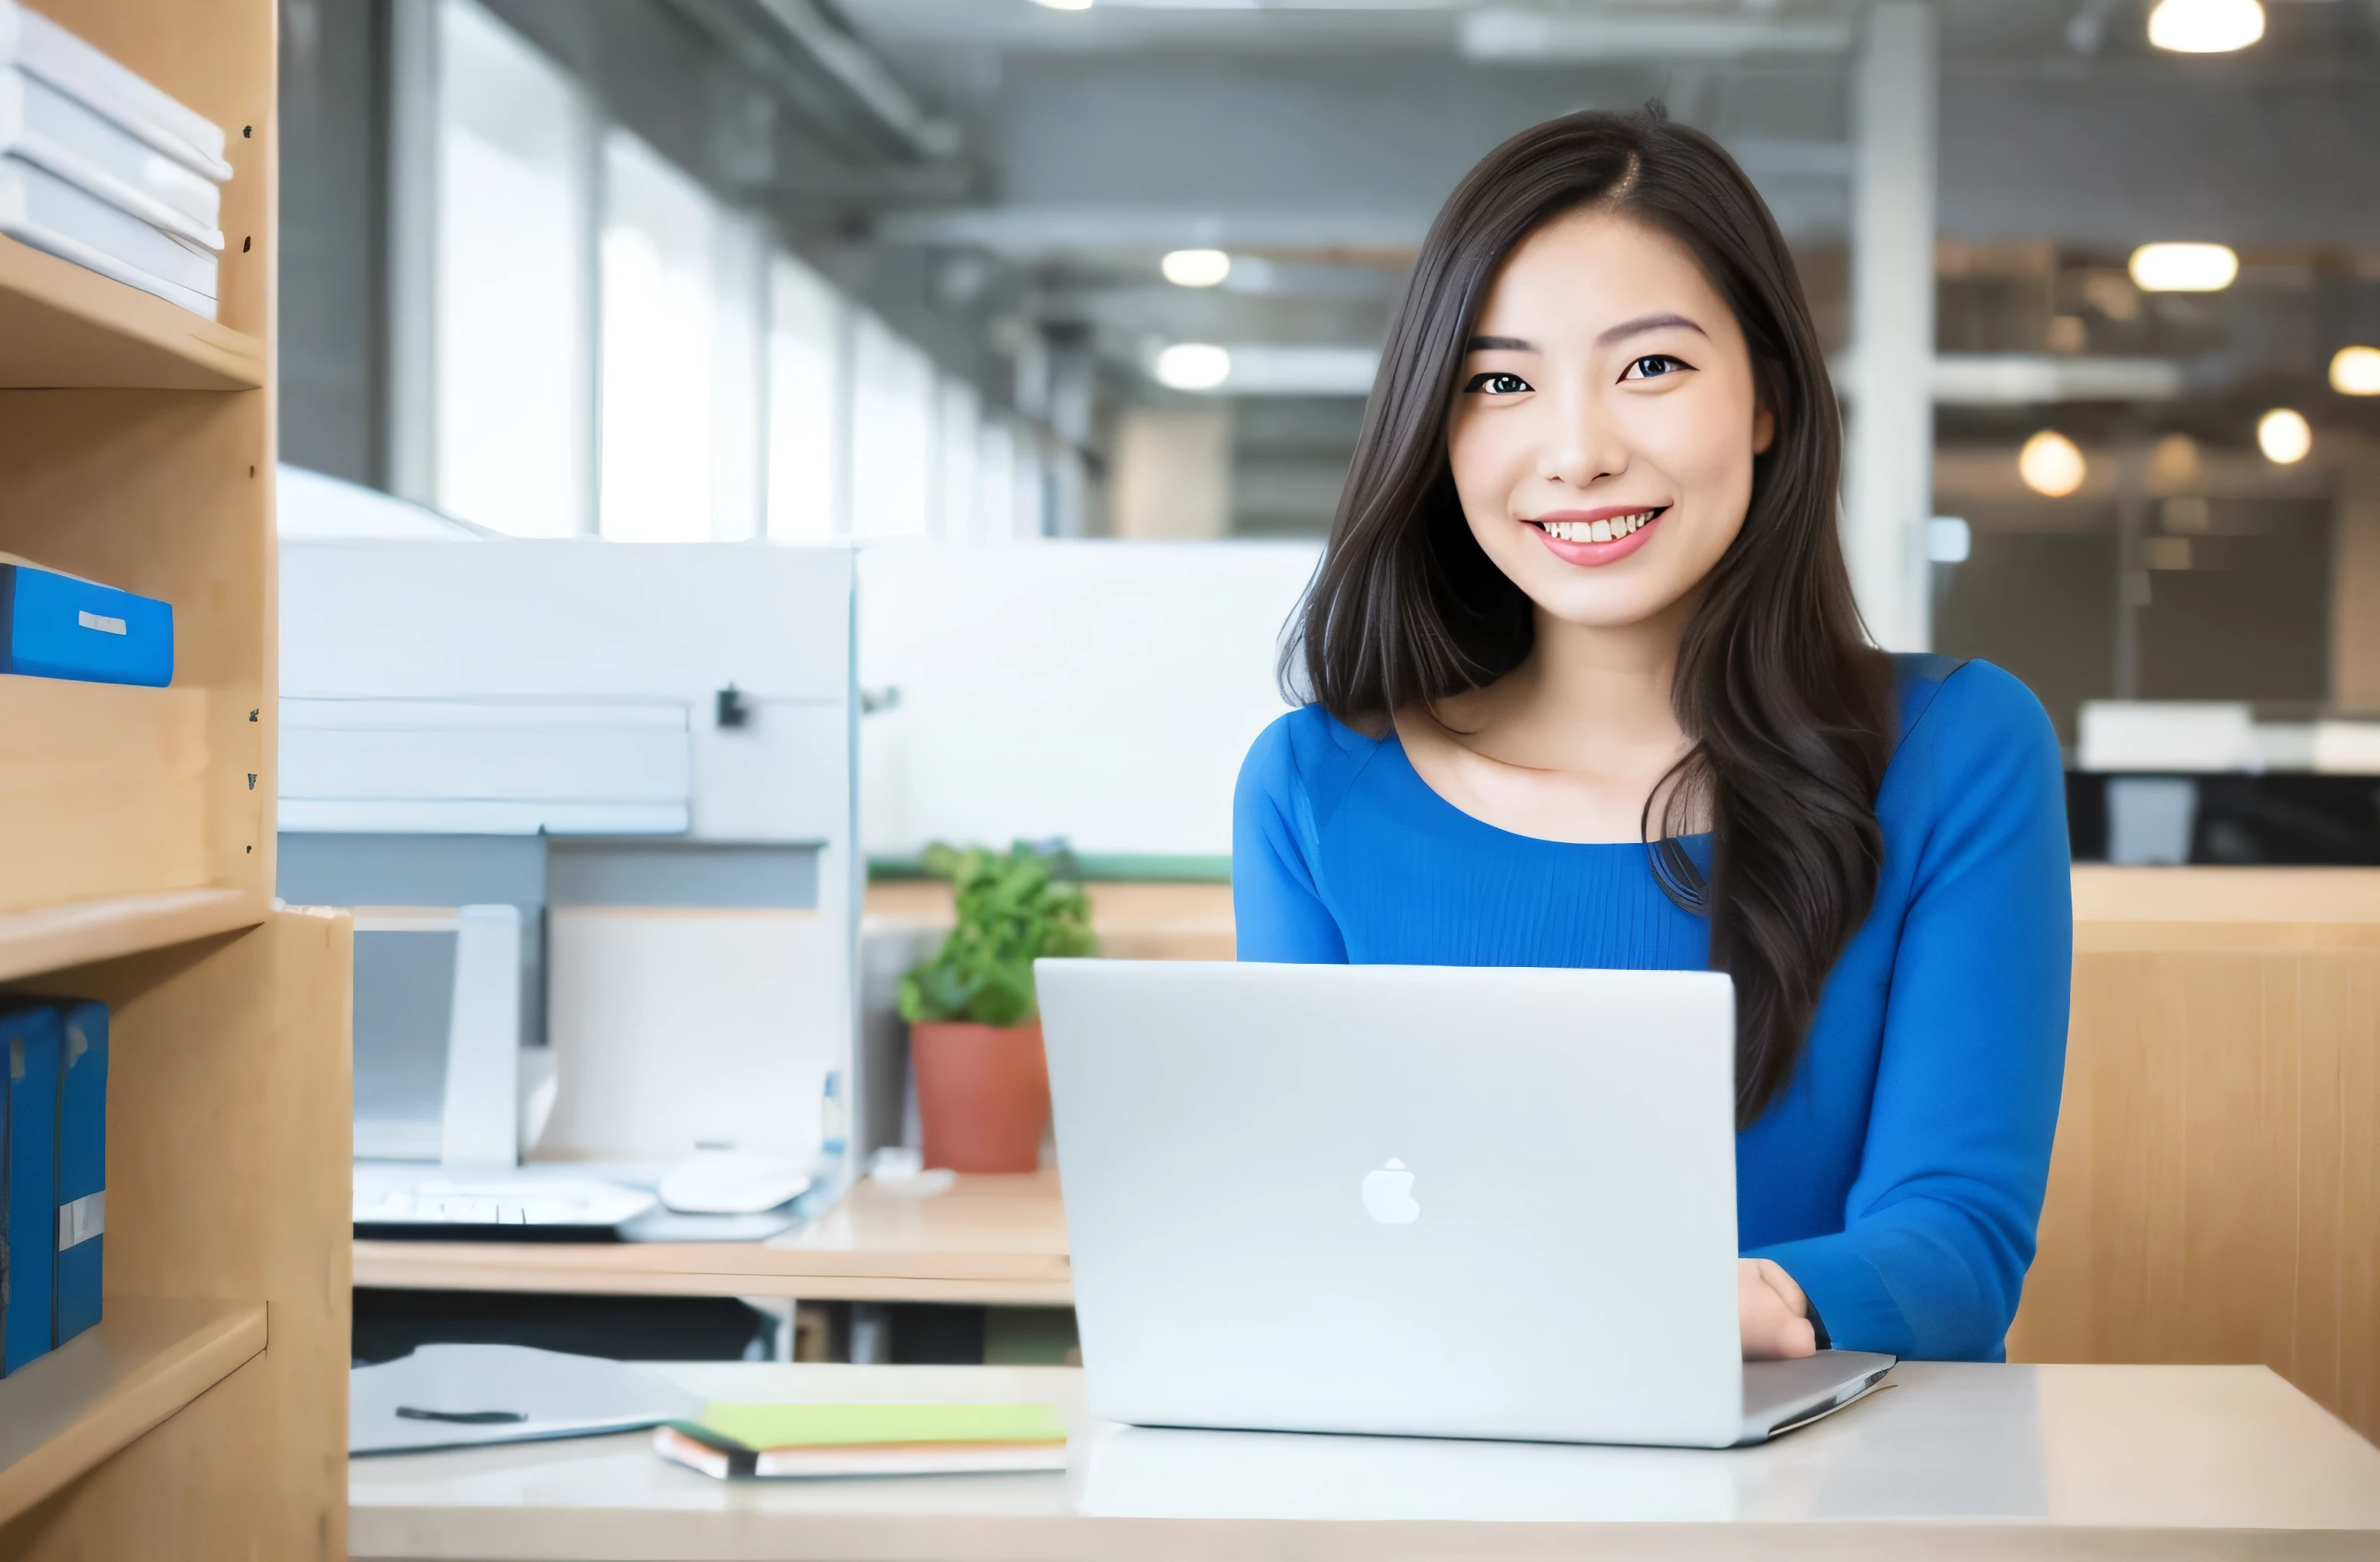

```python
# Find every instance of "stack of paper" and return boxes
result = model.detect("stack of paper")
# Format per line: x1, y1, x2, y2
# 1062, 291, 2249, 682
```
0, 2, 234, 318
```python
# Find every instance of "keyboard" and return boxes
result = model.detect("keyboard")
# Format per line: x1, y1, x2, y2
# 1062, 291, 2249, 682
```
353, 1169, 656, 1236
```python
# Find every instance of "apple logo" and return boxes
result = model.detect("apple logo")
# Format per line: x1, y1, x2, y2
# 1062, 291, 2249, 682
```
1361, 1158, 1420, 1224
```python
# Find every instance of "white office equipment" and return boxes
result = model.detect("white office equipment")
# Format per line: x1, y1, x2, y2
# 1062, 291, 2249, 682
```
2077, 700, 2258, 773
351, 1169, 655, 1235
1039, 960, 1894, 1449
353, 905, 523, 1165
2104, 776, 2199, 866
283, 698, 694, 836
283, 539, 861, 1171
657, 1147, 813, 1215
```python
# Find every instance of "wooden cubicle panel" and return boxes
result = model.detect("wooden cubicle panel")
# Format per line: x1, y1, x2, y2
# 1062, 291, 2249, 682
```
2010, 868, 2380, 1444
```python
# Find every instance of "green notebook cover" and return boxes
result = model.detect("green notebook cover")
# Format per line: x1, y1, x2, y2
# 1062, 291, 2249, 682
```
677, 1402, 1067, 1453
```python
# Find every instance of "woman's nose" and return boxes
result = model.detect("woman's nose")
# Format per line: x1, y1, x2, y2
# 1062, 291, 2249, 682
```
1536, 386, 1626, 490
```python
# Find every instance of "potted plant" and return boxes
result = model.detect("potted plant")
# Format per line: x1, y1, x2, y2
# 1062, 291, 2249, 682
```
898, 842, 1099, 1173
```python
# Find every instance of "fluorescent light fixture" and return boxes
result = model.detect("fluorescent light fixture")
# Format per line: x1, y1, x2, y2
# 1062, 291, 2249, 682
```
2332, 346, 2380, 397
2128, 243, 2238, 293
1154, 343, 1231, 391
2147, 0, 2264, 53
1927, 517, 1972, 566
2019, 431, 2087, 497
1031, 0, 1094, 9
1461, 11, 1854, 59
2258, 408, 2312, 465
1161, 249, 1232, 288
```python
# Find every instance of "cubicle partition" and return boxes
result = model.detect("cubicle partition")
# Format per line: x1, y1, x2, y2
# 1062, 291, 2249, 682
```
2010, 867, 2380, 1443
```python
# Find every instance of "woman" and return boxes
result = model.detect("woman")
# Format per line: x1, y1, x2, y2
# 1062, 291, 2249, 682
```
1234, 108, 2071, 1364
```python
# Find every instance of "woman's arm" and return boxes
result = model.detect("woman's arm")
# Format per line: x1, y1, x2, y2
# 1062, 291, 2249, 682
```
1233, 714, 1350, 964
1746, 662, 2073, 1360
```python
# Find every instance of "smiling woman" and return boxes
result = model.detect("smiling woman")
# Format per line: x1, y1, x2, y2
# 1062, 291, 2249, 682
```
1236, 108, 2072, 1368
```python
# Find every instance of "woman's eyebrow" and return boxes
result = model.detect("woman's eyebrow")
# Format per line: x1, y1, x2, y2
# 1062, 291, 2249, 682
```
1465, 334, 1534, 352
1597, 311, 1708, 348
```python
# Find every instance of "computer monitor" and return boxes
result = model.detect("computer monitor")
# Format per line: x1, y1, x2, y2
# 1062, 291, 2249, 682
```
353, 904, 522, 1167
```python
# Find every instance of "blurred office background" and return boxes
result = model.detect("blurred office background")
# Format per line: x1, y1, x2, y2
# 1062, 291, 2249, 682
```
279, 0, 2380, 862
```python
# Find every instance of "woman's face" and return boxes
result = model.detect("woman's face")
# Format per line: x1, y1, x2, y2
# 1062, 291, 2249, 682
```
1444, 207, 1773, 632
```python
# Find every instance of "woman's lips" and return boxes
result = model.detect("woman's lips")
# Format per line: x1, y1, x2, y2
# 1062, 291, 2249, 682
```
1524, 506, 1669, 566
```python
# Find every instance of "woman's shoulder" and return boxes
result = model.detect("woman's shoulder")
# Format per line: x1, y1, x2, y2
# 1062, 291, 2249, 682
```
1882, 653, 2064, 818
1237, 704, 1392, 824
1891, 653, 2057, 752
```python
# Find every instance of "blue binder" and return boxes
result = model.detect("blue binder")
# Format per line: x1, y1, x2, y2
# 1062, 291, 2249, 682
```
2, 1005, 61, 1375
0, 558, 172, 686
53, 1001, 106, 1347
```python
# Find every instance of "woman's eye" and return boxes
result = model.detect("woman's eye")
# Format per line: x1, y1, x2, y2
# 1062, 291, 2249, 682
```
1622, 354, 1690, 381
1463, 371, 1532, 395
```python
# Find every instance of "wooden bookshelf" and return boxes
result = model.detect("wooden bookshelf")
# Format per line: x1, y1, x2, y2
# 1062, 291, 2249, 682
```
0, 1299, 267, 1526
0, 2, 350, 1557
0, 236, 266, 391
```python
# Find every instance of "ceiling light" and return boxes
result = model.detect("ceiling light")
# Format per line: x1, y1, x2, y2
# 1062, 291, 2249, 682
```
2258, 408, 2312, 465
2333, 346, 2380, 396
2128, 243, 2238, 293
1030, 0, 1093, 9
1154, 343, 1231, 391
2147, 0, 2264, 53
1161, 249, 1232, 288
2019, 431, 2087, 498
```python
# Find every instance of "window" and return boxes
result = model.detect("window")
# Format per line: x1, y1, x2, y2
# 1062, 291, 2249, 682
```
934, 376, 980, 542
848, 311, 936, 540
432, 0, 590, 537
766, 253, 845, 542
598, 129, 718, 542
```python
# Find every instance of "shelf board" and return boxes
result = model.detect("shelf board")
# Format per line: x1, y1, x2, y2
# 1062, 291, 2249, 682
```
0, 1299, 267, 1527
0, 235, 263, 391
0, 885, 265, 983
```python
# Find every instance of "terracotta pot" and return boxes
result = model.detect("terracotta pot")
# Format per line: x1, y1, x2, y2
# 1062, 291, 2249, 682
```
910, 1020, 1049, 1174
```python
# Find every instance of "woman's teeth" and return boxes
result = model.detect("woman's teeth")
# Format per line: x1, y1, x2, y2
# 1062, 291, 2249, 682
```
1540, 509, 1662, 544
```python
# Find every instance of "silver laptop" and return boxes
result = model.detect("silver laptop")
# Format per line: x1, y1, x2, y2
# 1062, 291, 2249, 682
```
1037, 959, 1894, 1449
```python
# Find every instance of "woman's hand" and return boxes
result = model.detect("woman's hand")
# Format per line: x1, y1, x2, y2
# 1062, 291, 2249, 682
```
1739, 1258, 1818, 1361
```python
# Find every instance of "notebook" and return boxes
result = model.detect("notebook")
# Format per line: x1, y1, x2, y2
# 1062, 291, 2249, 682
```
654, 1402, 1070, 1479
1, 66, 222, 246
2, 1004, 61, 1376
0, 152, 215, 316
0, 2, 230, 181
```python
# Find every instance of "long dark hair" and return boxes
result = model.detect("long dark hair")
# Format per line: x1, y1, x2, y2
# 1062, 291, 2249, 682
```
1287, 106, 1896, 1127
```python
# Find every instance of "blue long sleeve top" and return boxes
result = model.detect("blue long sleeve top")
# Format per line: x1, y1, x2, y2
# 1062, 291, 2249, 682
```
1232, 653, 2072, 1361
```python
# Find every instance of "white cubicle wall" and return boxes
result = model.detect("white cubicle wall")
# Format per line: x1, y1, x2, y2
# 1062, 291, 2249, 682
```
281, 538, 861, 1167
855, 542, 1322, 862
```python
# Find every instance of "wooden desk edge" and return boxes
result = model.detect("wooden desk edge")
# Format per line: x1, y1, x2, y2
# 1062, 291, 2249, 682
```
352, 1240, 1071, 1304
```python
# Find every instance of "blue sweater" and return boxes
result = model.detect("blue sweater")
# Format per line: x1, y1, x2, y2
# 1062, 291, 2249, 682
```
1232, 654, 2072, 1361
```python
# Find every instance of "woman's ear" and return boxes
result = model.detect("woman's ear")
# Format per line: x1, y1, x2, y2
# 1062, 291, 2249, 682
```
1752, 401, 1776, 455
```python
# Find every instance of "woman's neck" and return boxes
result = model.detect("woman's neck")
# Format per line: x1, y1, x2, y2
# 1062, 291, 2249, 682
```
1391, 593, 1701, 845
1442, 594, 1695, 776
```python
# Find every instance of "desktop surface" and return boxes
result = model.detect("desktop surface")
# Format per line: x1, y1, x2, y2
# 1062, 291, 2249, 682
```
352, 1168, 1072, 1302
349, 1359, 2380, 1560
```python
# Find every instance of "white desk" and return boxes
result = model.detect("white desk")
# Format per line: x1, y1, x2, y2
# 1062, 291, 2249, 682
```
349, 1360, 2380, 1560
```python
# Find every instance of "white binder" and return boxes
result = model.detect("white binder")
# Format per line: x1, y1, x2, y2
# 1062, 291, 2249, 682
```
0, 66, 222, 246
0, 152, 215, 315
0, 1, 231, 181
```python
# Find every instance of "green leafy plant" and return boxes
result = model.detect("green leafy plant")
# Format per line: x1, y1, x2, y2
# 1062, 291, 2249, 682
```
898, 842, 1099, 1027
